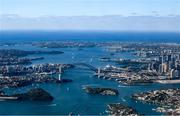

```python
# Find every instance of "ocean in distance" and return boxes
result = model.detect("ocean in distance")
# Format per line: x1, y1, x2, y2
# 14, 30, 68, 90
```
0, 30, 180, 43
0, 31, 180, 115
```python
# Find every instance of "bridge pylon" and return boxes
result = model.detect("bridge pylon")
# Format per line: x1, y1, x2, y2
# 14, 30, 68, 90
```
58, 65, 62, 81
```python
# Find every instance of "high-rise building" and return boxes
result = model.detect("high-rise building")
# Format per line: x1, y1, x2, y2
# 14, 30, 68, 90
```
159, 56, 163, 64
170, 69, 174, 78
167, 54, 172, 62
159, 63, 168, 74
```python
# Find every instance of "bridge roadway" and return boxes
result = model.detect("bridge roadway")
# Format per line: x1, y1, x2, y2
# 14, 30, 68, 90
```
72, 63, 126, 73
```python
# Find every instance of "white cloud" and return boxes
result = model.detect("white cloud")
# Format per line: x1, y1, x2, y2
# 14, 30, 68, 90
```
0, 14, 180, 32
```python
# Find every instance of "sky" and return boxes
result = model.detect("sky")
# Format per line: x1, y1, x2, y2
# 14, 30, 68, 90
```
1, 0, 180, 17
0, 0, 180, 31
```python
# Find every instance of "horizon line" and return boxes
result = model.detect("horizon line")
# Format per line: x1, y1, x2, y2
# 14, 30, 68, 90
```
0, 29, 180, 33
1, 14, 180, 18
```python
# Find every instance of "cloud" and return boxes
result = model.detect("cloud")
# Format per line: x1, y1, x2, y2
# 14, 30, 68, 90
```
0, 14, 180, 32
151, 11, 158, 13
1, 14, 20, 18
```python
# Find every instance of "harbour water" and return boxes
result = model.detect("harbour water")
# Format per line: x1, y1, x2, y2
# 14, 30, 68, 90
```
0, 31, 180, 115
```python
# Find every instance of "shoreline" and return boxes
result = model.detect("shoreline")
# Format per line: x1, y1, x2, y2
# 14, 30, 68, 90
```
155, 79, 180, 84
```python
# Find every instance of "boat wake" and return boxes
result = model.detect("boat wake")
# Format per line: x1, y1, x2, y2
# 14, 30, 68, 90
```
118, 85, 128, 88
46, 104, 57, 107
82, 84, 100, 88
121, 98, 126, 102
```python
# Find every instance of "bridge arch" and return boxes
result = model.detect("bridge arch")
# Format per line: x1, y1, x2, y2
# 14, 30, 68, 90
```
72, 63, 98, 72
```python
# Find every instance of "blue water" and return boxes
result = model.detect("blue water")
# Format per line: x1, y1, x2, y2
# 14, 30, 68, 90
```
0, 31, 180, 43
0, 31, 180, 115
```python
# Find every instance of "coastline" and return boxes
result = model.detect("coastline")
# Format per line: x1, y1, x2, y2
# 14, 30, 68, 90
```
155, 80, 180, 84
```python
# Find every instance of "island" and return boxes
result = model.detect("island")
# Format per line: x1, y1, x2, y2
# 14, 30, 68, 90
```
83, 86, 119, 96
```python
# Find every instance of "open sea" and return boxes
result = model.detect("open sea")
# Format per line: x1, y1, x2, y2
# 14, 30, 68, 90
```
0, 31, 180, 115
0, 30, 180, 43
